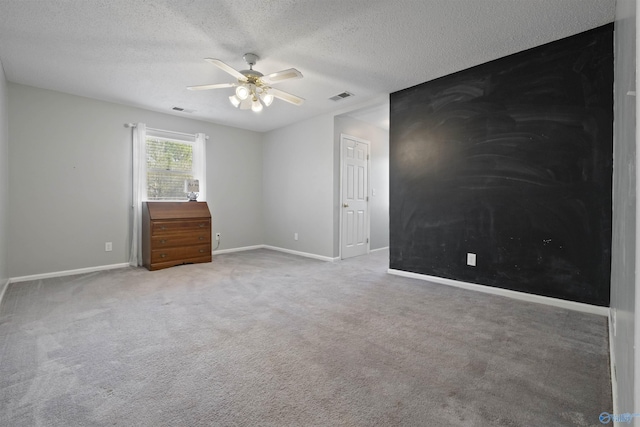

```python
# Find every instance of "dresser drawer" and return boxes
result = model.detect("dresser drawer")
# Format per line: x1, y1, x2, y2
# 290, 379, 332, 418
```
151, 219, 210, 235
151, 233, 210, 248
151, 244, 211, 264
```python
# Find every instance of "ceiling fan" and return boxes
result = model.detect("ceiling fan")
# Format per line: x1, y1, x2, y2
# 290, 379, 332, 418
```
187, 53, 304, 112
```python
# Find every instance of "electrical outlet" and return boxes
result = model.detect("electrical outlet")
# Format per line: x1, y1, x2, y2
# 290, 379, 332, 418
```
294, 232, 298, 241
215, 233, 221, 241
612, 308, 617, 337
105, 242, 112, 252
466, 253, 476, 266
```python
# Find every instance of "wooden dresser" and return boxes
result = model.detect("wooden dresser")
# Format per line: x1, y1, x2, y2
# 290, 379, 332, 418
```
142, 202, 212, 271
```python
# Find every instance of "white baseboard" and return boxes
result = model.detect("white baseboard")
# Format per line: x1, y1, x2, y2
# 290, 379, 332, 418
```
387, 268, 608, 317
10, 263, 130, 284
213, 245, 265, 255
213, 244, 338, 262
263, 245, 339, 262
370, 246, 389, 253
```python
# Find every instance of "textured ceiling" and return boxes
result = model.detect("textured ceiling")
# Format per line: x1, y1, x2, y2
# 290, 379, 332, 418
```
0, 0, 615, 132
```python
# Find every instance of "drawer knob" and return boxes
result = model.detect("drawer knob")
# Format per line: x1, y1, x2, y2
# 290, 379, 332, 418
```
199, 249, 205, 253
199, 236, 204, 240
160, 253, 167, 258
160, 240, 167, 244
199, 223, 205, 228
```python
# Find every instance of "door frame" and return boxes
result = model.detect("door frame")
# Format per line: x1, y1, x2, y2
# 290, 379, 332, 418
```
339, 133, 371, 259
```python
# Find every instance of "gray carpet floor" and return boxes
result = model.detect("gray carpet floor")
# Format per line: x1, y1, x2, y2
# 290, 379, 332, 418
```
0, 249, 611, 426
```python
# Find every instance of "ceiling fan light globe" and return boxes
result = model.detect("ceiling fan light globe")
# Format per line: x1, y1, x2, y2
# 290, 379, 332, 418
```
262, 93, 274, 106
251, 98, 263, 112
229, 95, 241, 108
235, 85, 250, 100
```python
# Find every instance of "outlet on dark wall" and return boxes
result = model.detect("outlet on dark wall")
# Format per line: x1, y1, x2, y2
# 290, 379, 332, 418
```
389, 24, 613, 306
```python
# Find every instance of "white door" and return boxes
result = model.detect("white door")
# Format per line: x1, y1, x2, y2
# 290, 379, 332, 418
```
341, 135, 370, 259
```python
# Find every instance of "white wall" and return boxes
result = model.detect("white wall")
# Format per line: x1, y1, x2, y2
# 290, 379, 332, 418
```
334, 115, 389, 251
7, 83, 263, 278
262, 113, 335, 258
207, 125, 263, 251
0, 61, 8, 286
610, 0, 637, 417
261, 108, 390, 260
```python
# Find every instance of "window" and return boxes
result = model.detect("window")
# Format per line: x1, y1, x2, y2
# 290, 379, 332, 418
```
143, 131, 206, 201
146, 137, 194, 200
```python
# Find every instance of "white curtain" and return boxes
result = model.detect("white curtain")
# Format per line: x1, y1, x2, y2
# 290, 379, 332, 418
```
130, 123, 146, 267
194, 133, 207, 201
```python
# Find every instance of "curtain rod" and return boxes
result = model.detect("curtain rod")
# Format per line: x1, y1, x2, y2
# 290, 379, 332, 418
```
124, 123, 209, 140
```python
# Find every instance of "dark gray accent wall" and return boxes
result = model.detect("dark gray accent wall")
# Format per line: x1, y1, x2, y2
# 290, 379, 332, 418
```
389, 24, 613, 306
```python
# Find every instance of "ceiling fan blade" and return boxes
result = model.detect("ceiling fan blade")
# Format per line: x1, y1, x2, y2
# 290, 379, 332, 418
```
187, 83, 235, 91
204, 58, 247, 81
261, 68, 303, 85
268, 87, 305, 106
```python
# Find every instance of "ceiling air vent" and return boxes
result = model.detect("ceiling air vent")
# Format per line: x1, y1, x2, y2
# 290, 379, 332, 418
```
172, 106, 195, 113
329, 91, 354, 101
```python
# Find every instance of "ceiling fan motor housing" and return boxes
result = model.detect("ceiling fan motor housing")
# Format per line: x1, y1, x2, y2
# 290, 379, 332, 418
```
240, 53, 264, 84
240, 69, 264, 84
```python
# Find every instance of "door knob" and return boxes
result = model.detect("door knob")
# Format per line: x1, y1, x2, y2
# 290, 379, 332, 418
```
343, 203, 349, 208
